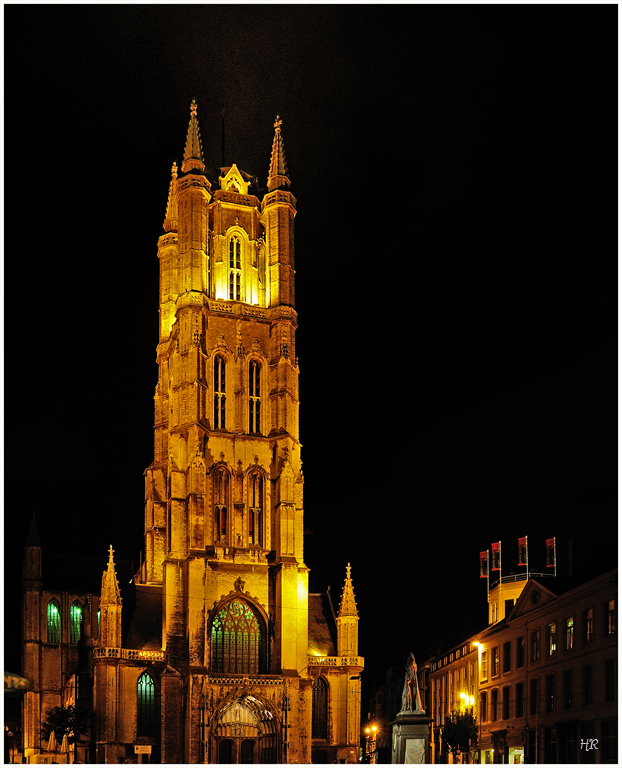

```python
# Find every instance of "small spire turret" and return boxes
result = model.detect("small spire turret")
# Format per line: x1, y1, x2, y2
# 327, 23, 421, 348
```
182, 99, 205, 173
267, 115, 290, 191
101, 545, 122, 607
338, 563, 359, 618
163, 161, 179, 232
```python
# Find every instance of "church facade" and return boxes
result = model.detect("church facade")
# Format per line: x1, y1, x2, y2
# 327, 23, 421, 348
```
21, 102, 363, 764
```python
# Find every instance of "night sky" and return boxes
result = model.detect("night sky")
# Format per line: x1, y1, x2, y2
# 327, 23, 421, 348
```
3, 3, 617, 711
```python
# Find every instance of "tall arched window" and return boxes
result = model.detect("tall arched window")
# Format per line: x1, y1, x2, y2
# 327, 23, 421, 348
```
229, 237, 241, 300
248, 472, 263, 547
214, 356, 226, 429
137, 672, 156, 737
47, 599, 61, 643
248, 360, 261, 434
312, 677, 329, 739
70, 601, 83, 644
211, 601, 262, 673
214, 467, 229, 543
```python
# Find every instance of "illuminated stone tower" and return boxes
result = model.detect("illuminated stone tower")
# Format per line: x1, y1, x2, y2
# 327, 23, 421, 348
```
142, 102, 309, 763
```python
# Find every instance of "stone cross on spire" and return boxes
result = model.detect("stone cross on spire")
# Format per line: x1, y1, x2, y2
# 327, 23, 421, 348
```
267, 114, 290, 191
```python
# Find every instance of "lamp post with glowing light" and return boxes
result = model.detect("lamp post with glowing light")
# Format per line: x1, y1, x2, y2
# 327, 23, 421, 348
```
364, 725, 378, 764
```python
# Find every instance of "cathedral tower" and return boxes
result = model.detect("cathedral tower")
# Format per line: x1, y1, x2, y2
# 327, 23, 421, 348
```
139, 102, 311, 762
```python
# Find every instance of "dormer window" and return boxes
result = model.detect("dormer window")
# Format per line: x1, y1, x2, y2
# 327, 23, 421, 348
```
229, 237, 241, 300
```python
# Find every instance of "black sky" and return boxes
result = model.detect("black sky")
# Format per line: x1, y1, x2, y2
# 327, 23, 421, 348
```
3, 3, 617, 705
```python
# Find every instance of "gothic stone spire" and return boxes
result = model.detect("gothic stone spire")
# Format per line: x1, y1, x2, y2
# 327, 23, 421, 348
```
267, 114, 290, 191
338, 563, 359, 618
182, 99, 205, 173
101, 545, 122, 606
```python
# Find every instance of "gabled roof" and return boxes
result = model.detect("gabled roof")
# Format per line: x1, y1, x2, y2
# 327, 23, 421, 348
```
506, 577, 558, 622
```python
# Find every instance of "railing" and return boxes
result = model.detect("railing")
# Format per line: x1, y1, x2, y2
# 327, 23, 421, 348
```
94, 648, 165, 661
308, 656, 364, 668
206, 673, 283, 686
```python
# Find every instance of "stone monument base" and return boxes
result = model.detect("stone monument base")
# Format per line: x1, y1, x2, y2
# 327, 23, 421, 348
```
391, 710, 433, 764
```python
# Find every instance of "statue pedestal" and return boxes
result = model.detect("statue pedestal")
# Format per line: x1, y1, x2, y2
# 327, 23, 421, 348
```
391, 710, 432, 764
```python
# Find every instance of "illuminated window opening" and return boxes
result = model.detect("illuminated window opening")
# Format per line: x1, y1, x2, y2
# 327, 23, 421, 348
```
47, 599, 61, 643
248, 472, 263, 546
214, 467, 229, 543
214, 356, 226, 429
70, 601, 83, 644
229, 237, 241, 301
248, 361, 261, 434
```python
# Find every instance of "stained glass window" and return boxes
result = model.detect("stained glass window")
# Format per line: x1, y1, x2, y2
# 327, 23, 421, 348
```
47, 599, 61, 643
312, 677, 329, 739
70, 601, 83, 644
211, 601, 261, 673
137, 672, 156, 737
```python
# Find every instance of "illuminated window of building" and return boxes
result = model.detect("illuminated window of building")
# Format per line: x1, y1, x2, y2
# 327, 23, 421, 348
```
248, 472, 263, 546
566, 617, 574, 649
211, 600, 262, 674
70, 601, 83, 644
481, 651, 488, 680
583, 608, 594, 643
547, 621, 557, 656
214, 466, 229, 543
97, 609, 100, 636
229, 237, 241, 300
312, 677, 329, 739
47, 599, 61, 643
214, 356, 226, 429
492, 646, 499, 676
606, 599, 615, 635
137, 672, 156, 737
248, 360, 261, 434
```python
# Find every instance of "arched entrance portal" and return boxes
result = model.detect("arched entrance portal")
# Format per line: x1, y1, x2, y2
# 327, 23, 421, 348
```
212, 694, 278, 764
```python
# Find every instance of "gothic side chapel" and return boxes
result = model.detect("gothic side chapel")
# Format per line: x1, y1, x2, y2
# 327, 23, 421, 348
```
22, 102, 363, 765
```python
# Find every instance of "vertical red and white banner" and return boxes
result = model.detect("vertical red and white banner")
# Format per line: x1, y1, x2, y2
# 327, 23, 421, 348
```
518, 536, 528, 568
491, 541, 501, 572
479, 551, 488, 579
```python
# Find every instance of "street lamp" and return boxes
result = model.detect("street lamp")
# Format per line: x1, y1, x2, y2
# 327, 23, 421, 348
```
364, 725, 378, 764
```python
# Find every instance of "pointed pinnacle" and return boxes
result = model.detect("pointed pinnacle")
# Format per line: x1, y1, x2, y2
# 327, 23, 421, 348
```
182, 99, 205, 172
338, 562, 359, 618
267, 114, 290, 191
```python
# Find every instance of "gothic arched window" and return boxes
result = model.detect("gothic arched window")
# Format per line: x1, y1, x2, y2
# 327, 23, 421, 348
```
214, 356, 226, 429
70, 601, 83, 644
47, 599, 61, 643
211, 601, 262, 674
137, 672, 156, 737
312, 676, 329, 739
248, 472, 263, 546
248, 360, 261, 434
229, 237, 241, 301
214, 467, 229, 543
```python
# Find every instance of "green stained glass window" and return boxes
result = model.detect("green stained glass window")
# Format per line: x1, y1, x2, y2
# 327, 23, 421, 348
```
70, 601, 83, 644
211, 601, 261, 674
47, 599, 61, 643
137, 672, 156, 737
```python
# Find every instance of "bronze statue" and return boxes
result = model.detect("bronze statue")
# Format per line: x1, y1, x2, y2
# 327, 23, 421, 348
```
401, 652, 422, 713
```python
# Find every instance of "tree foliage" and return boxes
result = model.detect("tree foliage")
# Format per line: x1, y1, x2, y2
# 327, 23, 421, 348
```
41, 705, 90, 745
443, 707, 478, 761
